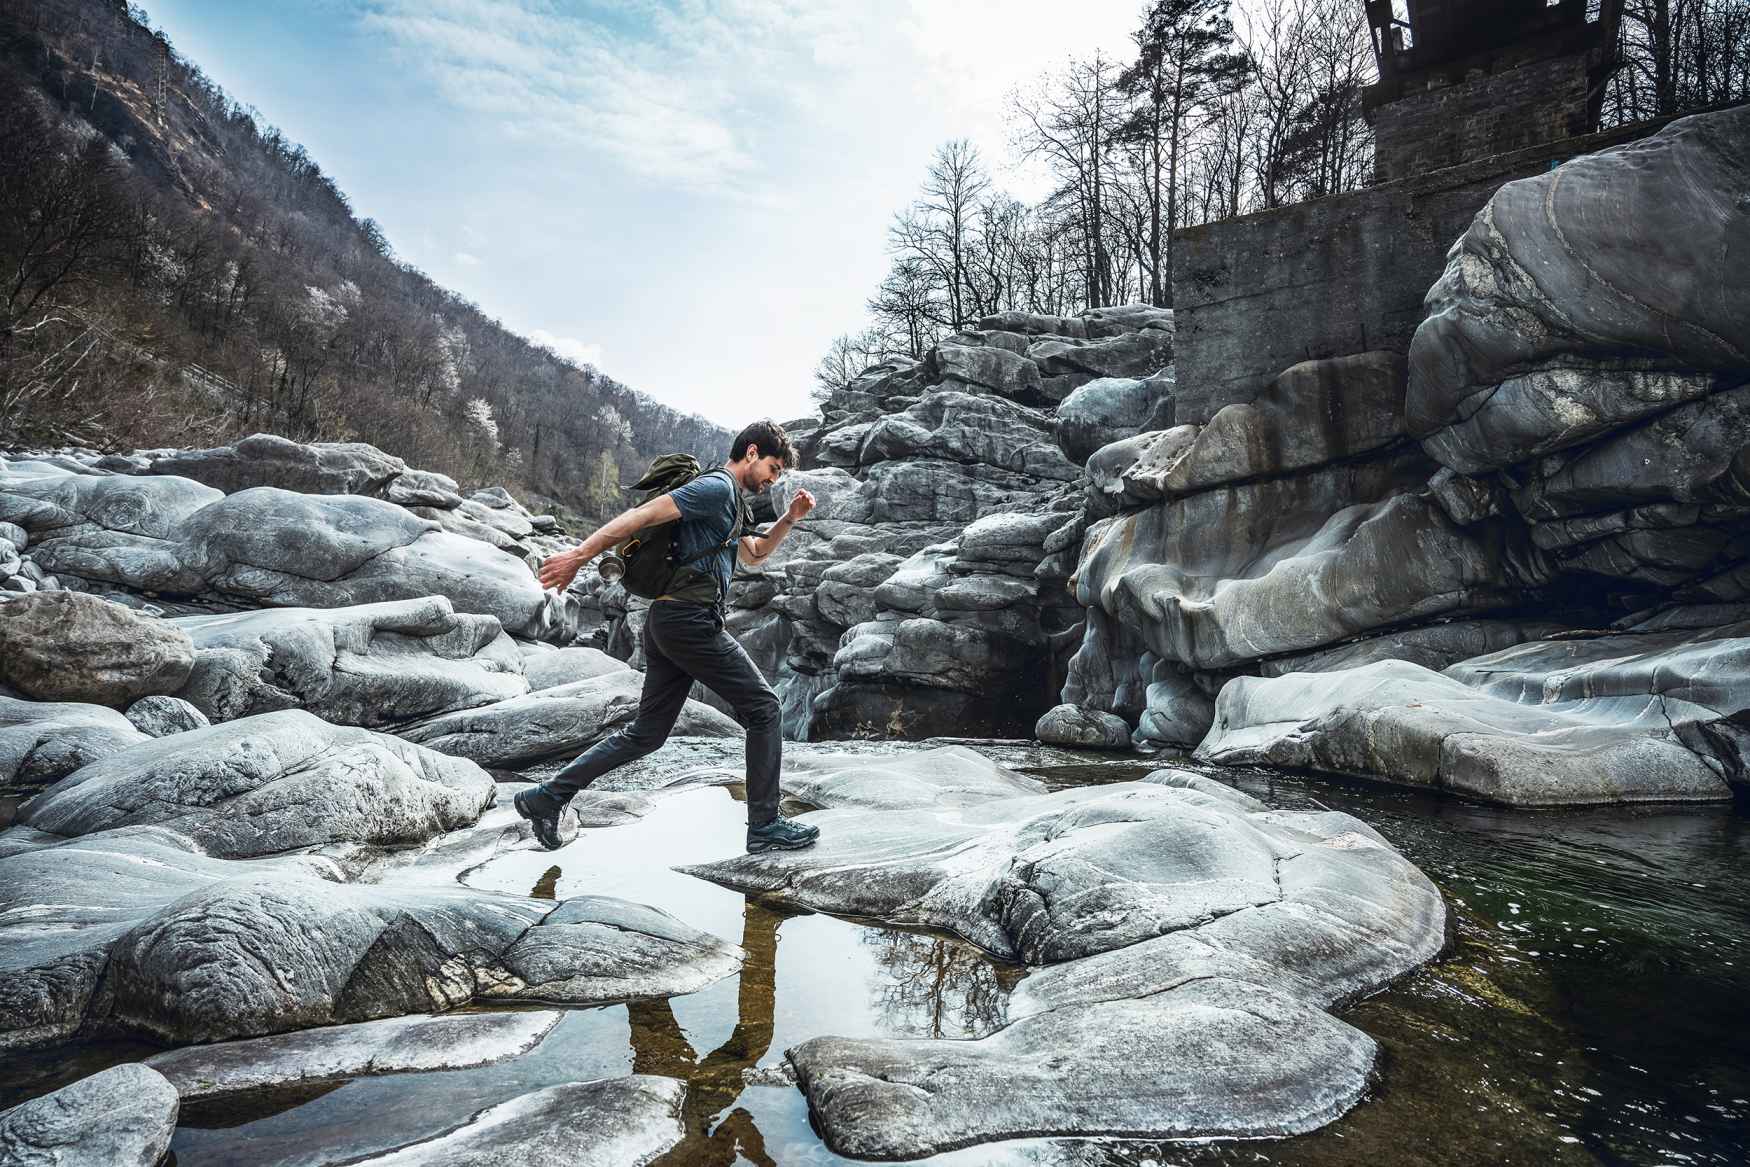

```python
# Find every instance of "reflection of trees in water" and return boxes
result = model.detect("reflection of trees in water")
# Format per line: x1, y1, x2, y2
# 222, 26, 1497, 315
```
861, 926, 1018, 1040
632, 898, 786, 1167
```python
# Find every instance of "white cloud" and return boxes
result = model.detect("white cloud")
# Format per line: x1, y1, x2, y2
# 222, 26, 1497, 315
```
527, 328, 603, 369
358, 0, 869, 192
454, 251, 481, 266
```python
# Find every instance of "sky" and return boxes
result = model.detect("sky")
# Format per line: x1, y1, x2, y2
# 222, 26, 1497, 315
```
140, 0, 1149, 428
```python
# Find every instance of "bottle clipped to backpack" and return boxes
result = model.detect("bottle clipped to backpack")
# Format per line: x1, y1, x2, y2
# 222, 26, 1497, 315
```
605, 453, 741, 600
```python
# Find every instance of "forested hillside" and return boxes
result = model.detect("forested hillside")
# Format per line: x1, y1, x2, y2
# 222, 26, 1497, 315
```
0, 0, 727, 521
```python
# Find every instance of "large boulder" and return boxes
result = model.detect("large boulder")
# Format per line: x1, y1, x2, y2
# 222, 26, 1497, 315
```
0, 696, 146, 794
397, 669, 739, 768
16, 709, 497, 857
172, 597, 527, 726
0, 592, 194, 707
1056, 376, 1175, 464
1035, 703, 1131, 749
790, 980, 1374, 1159
0, 1064, 178, 1167
1409, 106, 1750, 463
1197, 643, 1742, 805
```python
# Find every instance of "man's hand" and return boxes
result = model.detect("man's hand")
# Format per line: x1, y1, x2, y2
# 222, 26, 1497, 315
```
539, 547, 588, 591
784, 488, 817, 523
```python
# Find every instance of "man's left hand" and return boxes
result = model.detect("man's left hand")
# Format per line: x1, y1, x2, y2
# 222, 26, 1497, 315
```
784, 488, 816, 522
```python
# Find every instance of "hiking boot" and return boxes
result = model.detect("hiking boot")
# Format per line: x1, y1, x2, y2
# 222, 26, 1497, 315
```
746, 815, 819, 854
513, 788, 566, 851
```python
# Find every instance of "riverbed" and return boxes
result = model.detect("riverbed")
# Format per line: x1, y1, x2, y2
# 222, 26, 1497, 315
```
3, 743, 1744, 1165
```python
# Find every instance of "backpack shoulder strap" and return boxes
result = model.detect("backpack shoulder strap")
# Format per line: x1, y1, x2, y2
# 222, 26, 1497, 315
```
670, 469, 744, 568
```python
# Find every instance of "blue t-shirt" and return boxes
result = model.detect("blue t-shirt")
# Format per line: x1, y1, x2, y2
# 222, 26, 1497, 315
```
666, 468, 746, 604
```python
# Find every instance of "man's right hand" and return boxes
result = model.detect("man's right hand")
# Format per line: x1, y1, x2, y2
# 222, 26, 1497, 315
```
539, 547, 588, 591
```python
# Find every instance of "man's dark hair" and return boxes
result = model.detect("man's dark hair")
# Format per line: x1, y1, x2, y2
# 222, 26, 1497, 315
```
729, 419, 798, 468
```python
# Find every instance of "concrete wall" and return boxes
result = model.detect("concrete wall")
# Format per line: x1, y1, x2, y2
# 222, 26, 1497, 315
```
1170, 117, 1684, 427
1372, 54, 1595, 183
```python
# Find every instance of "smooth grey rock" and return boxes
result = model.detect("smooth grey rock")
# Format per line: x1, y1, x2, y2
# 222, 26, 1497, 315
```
489, 895, 744, 1004
1133, 663, 1215, 748
0, 592, 194, 707
976, 310, 1088, 338
927, 343, 1044, 403
123, 694, 209, 737
146, 1010, 563, 1099
1510, 382, 1750, 522
0, 1064, 177, 1167
1031, 327, 1174, 381
1198, 656, 1736, 805
1255, 618, 1573, 677
0, 697, 146, 793
752, 743, 1047, 809
0, 521, 25, 550
684, 781, 1409, 965
1076, 462, 1534, 672
1164, 352, 1408, 493
0, 829, 343, 1049
145, 433, 414, 498
1422, 366, 1719, 475
814, 553, 904, 628
1057, 376, 1175, 464
1409, 107, 1750, 444
1035, 703, 1131, 750
359, 1076, 685, 1167
858, 392, 1077, 481
521, 645, 624, 691
789, 978, 1373, 1159
172, 597, 527, 726
398, 669, 738, 768
184, 488, 546, 634
19, 710, 496, 857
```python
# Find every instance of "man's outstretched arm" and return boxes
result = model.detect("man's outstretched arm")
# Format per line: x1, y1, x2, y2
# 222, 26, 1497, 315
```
739, 489, 815, 569
538, 494, 682, 591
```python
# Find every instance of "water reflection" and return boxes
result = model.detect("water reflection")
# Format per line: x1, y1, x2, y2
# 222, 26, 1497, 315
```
860, 927, 1018, 1039
636, 899, 785, 1166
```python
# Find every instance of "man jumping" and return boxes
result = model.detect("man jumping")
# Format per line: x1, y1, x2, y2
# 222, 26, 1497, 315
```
514, 419, 820, 855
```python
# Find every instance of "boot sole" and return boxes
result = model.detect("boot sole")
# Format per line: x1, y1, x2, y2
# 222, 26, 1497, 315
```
746, 836, 819, 854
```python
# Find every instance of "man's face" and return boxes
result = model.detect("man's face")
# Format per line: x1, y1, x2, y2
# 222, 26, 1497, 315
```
747, 454, 785, 494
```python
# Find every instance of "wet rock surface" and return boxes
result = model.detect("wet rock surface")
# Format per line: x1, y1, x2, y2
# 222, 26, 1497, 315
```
145, 1010, 564, 1099
357, 1075, 686, 1167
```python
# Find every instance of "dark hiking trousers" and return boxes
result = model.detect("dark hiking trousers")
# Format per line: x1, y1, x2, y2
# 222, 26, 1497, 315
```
526, 600, 782, 826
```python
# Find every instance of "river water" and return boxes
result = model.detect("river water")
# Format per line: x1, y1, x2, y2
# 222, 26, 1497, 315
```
3, 743, 1745, 1165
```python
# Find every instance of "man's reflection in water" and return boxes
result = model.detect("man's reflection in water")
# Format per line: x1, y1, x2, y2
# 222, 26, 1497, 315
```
631, 897, 788, 1167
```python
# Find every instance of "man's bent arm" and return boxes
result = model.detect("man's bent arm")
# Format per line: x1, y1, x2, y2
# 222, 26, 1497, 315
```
739, 512, 797, 568
539, 495, 681, 590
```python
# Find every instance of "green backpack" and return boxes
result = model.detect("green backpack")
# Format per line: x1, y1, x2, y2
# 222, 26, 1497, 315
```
615, 454, 744, 601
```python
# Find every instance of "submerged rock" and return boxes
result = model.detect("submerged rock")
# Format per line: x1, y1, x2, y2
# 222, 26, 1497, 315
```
0, 1063, 178, 1167
146, 1010, 563, 1099
358, 1076, 685, 1167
